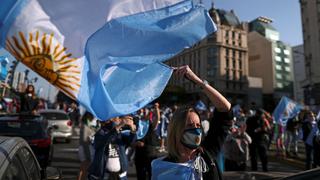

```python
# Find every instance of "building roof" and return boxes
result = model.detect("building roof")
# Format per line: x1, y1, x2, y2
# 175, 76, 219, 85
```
216, 9, 241, 26
249, 16, 277, 33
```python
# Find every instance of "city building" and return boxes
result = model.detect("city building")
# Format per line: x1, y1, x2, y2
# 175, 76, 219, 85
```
248, 17, 294, 110
166, 8, 250, 105
300, 0, 320, 106
12, 71, 26, 90
292, 45, 306, 104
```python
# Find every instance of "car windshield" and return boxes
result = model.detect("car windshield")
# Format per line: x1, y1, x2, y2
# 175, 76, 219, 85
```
0, 116, 44, 138
40, 112, 69, 120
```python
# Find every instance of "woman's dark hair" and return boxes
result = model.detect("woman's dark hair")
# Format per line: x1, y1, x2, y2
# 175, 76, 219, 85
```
25, 84, 35, 95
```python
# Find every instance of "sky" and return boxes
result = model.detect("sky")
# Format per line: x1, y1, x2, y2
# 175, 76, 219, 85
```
1, 0, 303, 102
205, 0, 303, 46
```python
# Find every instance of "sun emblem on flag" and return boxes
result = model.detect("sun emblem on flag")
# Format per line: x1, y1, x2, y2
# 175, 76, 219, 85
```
5, 31, 81, 99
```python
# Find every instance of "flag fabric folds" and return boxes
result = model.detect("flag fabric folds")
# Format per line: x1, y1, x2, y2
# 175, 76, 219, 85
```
0, 0, 216, 120
0, 56, 9, 81
272, 96, 303, 126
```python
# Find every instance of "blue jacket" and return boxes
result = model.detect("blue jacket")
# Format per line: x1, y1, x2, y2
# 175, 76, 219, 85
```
88, 126, 136, 180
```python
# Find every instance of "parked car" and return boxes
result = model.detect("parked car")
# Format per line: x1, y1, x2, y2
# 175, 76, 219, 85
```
0, 114, 54, 170
39, 109, 73, 143
0, 136, 61, 179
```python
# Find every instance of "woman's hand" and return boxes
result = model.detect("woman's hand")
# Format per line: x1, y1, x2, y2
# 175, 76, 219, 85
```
173, 65, 231, 112
122, 116, 137, 132
174, 65, 203, 85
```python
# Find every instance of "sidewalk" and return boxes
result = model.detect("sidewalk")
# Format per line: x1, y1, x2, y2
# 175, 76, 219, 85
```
268, 141, 305, 170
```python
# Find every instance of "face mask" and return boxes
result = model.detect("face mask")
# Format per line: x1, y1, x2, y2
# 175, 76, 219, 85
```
180, 128, 202, 149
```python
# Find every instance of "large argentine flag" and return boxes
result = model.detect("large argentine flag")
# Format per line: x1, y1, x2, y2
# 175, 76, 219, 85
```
0, 0, 216, 120
272, 96, 303, 126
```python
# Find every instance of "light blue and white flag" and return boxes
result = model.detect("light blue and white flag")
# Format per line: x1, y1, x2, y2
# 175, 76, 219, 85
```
137, 119, 150, 140
0, 56, 9, 81
195, 100, 207, 111
272, 96, 303, 126
0, 0, 216, 120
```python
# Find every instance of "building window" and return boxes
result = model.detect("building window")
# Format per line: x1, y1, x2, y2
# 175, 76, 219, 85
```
275, 56, 281, 62
226, 48, 229, 57
276, 74, 282, 79
225, 30, 229, 38
239, 60, 242, 70
284, 58, 290, 63
207, 48, 216, 57
226, 71, 230, 80
284, 49, 290, 55
233, 70, 236, 80
207, 69, 216, 77
277, 82, 283, 88
232, 58, 236, 69
286, 75, 291, 81
274, 47, 281, 53
276, 65, 282, 70
225, 30, 229, 44
285, 66, 291, 72
226, 58, 229, 68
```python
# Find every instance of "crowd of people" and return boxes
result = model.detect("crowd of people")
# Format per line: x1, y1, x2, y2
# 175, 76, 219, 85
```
1, 66, 320, 180
77, 64, 320, 180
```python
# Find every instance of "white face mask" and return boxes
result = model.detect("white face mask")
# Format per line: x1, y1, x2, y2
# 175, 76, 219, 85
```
27, 93, 32, 97
180, 128, 202, 149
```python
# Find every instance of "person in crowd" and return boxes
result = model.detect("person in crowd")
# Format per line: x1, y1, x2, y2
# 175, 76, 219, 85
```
285, 116, 300, 157
56, 101, 69, 112
246, 109, 271, 172
37, 98, 47, 110
313, 119, 320, 168
87, 116, 136, 180
68, 102, 81, 127
224, 118, 251, 171
11, 84, 39, 114
262, 111, 274, 150
302, 110, 318, 170
78, 112, 96, 180
133, 103, 160, 180
151, 65, 232, 180
158, 109, 169, 153
274, 123, 286, 157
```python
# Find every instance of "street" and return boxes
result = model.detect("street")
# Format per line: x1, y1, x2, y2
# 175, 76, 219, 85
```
51, 129, 81, 180
51, 128, 304, 180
